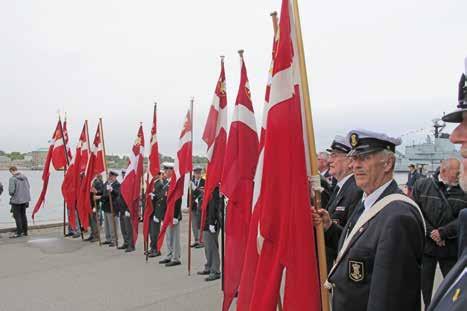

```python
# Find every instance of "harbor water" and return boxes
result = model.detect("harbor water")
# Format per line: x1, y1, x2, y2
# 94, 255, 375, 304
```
0, 170, 409, 229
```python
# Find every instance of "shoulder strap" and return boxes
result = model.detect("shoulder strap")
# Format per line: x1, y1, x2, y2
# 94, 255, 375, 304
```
431, 178, 454, 212
326, 194, 425, 283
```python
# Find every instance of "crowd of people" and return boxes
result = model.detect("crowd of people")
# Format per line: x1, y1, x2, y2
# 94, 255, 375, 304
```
59, 162, 223, 282
2, 77, 466, 311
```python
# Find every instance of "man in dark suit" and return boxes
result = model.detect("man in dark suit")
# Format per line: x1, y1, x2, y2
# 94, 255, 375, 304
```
323, 135, 363, 271
158, 163, 183, 267
427, 68, 467, 311
100, 170, 126, 249
412, 158, 466, 307
427, 209, 467, 311
148, 172, 167, 258
190, 167, 205, 248
313, 129, 425, 311
197, 186, 222, 281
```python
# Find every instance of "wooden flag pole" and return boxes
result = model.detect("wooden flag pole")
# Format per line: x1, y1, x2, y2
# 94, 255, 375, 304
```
291, 0, 330, 310
268, 11, 285, 311
187, 97, 194, 276
145, 103, 157, 262
99, 118, 119, 248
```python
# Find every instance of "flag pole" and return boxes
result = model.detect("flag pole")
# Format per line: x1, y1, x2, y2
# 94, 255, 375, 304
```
140, 121, 145, 223
58, 114, 68, 237
188, 97, 194, 276
145, 103, 157, 262
218, 55, 227, 292
85, 120, 92, 239
291, 0, 329, 309
99, 118, 118, 248
268, 11, 285, 311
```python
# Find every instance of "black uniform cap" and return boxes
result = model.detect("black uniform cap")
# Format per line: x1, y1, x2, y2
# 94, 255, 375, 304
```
442, 73, 467, 123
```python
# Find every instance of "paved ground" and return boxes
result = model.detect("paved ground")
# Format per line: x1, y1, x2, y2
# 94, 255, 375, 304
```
0, 220, 223, 311
0, 220, 444, 311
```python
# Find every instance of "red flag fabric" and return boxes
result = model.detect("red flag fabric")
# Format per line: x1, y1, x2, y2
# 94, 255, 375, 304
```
32, 120, 66, 219
240, 1, 321, 310
121, 125, 145, 245
221, 55, 259, 311
61, 120, 75, 229
237, 21, 278, 311
61, 123, 88, 231
199, 59, 228, 241
51, 121, 67, 170
143, 107, 160, 249
77, 124, 105, 229
62, 120, 73, 161
157, 108, 192, 251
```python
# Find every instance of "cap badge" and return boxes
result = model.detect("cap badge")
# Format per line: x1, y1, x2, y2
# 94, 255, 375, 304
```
350, 133, 359, 148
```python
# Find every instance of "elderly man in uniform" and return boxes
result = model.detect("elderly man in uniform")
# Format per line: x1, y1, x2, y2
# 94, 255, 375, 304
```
190, 167, 205, 248
412, 157, 466, 307
313, 129, 425, 311
428, 61, 467, 311
159, 162, 182, 267
323, 135, 363, 271
197, 186, 222, 281
147, 171, 166, 258
96, 171, 120, 247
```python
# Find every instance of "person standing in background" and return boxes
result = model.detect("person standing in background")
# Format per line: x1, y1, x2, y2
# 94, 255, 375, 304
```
8, 166, 31, 238
406, 164, 420, 197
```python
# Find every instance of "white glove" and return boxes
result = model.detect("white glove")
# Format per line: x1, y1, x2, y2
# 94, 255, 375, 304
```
106, 185, 112, 191
149, 193, 155, 198
125, 211, 130, 217
173, 218, 179, 225
153, 216, 159, 223
309, 175, 324, 193
209, 225, 216, 233
92, 208, 96, 213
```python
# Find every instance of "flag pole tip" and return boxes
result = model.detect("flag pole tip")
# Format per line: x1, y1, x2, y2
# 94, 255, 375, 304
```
238, 49, 244, 56
270, 11, 278, 17
220, 55, 225, 61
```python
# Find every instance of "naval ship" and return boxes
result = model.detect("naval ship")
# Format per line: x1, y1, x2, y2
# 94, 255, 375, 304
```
395, 119, 459, 173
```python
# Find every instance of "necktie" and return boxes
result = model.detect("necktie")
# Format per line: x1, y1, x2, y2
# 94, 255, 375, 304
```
347, 200, 365, 235
328, 185, 340, 208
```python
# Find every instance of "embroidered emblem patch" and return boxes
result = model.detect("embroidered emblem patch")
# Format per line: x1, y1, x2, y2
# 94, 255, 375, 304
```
335, 206, 346, 211
349, 260, 364, 282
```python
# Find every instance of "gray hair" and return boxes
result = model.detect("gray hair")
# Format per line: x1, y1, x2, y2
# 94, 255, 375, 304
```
318, 152, 329, 160
379, 149, 396, 171
440, 158, 461, 171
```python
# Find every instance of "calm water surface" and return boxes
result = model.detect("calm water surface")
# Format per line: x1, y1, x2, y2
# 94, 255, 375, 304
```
0, 170, 408, 229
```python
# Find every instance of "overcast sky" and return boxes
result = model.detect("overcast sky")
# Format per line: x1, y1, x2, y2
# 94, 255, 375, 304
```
1, 0, 466, 157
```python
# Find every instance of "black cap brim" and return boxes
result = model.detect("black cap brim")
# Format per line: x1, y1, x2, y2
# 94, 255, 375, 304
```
347, 147, 386, 157
442, 109, 467, 123
326, 147, 348, 154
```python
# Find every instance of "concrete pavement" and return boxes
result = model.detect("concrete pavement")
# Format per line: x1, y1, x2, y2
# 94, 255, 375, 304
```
0, 220, 445, 311
0, 221, 222, 311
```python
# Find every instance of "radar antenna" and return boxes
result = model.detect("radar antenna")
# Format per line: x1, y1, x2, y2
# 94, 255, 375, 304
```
432, 118, 446, 138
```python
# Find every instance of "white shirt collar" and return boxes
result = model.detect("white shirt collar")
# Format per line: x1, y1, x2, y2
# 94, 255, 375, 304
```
337, 174, 353, 189
336, 174, 353, 195
362, 179, 394, 211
